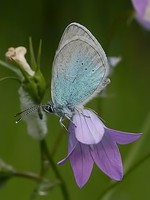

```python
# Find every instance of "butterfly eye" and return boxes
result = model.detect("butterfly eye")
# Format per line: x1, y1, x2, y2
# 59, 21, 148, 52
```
43, 104, 53, 113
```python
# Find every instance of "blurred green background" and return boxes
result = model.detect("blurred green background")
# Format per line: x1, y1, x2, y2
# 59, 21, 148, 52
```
0, 0, 150, 200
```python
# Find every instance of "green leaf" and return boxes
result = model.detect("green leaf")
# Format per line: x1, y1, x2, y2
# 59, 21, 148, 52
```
0, 60, 22, 77
29, 37, 37, 70
37, 39, 42, 70
0, 76, 21, 83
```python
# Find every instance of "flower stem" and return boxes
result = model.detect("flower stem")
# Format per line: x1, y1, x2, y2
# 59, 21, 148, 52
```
40, 139, 70, 200
14, 171, 43, 182
97, 153, 150, 200
0, 59, 22, 76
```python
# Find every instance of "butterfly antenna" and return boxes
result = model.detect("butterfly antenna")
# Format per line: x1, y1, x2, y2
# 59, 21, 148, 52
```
15, 105, 41, 123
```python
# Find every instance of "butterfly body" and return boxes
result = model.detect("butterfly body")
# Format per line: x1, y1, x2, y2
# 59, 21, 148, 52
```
43, 23, 110, 122
43, 100, 74, 119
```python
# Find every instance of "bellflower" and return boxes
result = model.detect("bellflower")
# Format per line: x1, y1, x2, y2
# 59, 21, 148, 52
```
58, 109, 142, 188
132, 0, 150, 30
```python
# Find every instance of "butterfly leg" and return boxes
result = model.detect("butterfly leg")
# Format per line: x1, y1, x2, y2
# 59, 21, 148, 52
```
75, 107, 90, 119
59, 117, 68, 131
65, 114, 77, 128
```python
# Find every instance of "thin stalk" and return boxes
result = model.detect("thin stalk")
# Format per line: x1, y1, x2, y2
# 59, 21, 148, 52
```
40, 139, 70, 200
14, 171, 43, 182
0, 60, 22, 77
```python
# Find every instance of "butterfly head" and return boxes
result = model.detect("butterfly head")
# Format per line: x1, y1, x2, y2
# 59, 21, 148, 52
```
42, 102, 54, 114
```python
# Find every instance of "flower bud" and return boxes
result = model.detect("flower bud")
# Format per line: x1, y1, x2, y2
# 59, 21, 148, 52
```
18, 87, 47, 140
5, 47, 35, 76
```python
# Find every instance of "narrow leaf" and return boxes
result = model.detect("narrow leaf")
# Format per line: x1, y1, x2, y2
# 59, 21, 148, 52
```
0, 60, 22, 77
37, 39, 42, 70
29, 37, 37, 70
0, 76, 21, 83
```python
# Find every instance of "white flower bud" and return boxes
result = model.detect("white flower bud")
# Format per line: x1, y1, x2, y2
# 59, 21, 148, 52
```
5, 47, 35, 76
18, 87, 47, 140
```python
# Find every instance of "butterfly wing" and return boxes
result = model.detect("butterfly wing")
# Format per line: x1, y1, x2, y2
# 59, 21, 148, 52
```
51, 23, 109, 107
57, 23, 107, 57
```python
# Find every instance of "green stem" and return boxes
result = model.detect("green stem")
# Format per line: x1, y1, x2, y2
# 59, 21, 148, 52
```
40, 140, 48, 176
0, 60, 22, 77
97, 153, 150, 200
14, 171, 43, 182
40, 139, 70, 200
0, 76, 21, 83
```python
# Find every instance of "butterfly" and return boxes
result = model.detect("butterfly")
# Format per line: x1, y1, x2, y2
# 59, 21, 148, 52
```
16, 23, 110, 127
42, 22, 110, 127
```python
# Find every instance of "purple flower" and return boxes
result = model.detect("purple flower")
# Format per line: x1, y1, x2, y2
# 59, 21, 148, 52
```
58, 109, 142, 188
132, 0, 150, 30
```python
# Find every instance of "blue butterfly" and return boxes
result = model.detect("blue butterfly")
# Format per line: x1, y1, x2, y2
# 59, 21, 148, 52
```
42, 22, 110, 127
16, 23, 110, 127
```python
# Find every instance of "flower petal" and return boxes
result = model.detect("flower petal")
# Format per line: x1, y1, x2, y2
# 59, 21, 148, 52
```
132, 0, 150, 30
132, 0, 148, 17
58, 123, 78, 165
73, 109, 104, 144
91, 133, 123, 181
67, 123, 94, 188
57, 143, 77, 165
70, 142, 94, 188
106, 128, 142, 144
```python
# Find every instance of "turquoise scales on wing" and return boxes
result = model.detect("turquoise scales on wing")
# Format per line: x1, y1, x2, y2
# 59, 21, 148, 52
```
42, 23, 110, 123
52, 39, 106, 107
